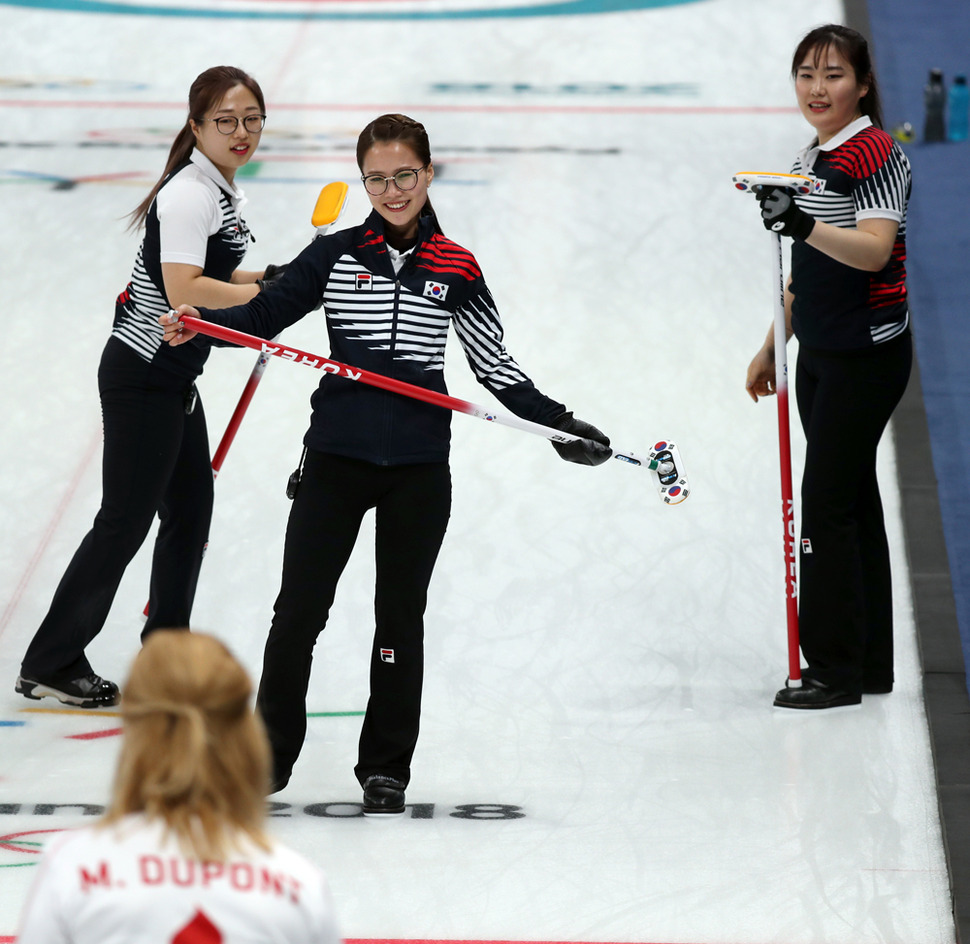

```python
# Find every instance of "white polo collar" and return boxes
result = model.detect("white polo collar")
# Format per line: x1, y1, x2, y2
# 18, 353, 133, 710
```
797, 115, 873, 173
190, 148, 246, 204
816, 114, 873, 151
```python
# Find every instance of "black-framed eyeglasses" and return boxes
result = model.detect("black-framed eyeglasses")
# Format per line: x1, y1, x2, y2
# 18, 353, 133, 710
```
361, 167, 426, 196
198, 114, 266, 135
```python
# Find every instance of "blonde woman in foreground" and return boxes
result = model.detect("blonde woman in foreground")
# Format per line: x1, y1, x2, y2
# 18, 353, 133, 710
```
16, 631, 341, 944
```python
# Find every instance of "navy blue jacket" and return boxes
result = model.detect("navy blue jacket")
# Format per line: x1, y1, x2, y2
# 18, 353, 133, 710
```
199, 210, 565, 465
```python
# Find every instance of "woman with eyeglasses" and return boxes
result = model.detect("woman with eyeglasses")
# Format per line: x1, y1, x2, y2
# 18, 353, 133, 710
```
17, 66, 280, 711
160, 113, 611, 814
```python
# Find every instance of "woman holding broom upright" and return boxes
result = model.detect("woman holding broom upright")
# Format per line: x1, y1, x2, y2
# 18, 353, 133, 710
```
744, 25, 912, 710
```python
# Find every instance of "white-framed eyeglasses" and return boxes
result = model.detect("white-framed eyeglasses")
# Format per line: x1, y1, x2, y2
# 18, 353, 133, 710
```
198, 114, 266, 135
361, 166, 426, 196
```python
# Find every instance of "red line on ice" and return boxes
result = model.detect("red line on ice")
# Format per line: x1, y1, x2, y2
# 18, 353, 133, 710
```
0, 430, 101, 643
0, 100, 797, 116
66, 728, 123, 740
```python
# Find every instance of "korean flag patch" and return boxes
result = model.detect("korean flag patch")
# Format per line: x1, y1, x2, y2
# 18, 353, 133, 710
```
423, 280, 448, 302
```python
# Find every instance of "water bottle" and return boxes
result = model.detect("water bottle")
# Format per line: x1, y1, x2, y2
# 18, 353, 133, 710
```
949, 75, 969, 142
924, 68, 946, 142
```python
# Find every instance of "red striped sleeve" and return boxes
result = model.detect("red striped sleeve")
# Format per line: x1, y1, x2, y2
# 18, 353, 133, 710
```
415, 235, 482, 280
358, 229, 384, 249
827, 127, 895, 179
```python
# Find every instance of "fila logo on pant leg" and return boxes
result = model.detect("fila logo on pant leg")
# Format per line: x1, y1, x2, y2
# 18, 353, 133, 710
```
380, 649, 395, 663
801, 538, 813, 554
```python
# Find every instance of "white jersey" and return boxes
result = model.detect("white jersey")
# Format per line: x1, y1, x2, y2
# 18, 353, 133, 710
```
16, 815, 341, 944
787, 116, 911, 349
112, 148, 251, 370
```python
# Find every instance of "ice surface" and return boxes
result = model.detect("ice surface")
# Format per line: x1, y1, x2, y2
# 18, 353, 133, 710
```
0, 2, 953, 941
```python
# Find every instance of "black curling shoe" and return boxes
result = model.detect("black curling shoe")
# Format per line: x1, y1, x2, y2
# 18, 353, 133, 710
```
773, 678, 861, 710
362, 775, 406, 815
16, 672, 119, 708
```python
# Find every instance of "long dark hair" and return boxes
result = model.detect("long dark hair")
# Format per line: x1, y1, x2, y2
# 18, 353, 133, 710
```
128, 66, 265, 231
356, 113, 443, 236
791, 24, 883, 129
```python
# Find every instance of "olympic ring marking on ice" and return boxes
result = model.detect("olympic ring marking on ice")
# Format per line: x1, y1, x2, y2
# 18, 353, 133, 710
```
0, 828, 64, 866
0, 0, 702, 20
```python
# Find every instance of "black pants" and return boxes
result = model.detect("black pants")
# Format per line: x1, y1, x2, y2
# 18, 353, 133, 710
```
256, 450, 451, 790
21, 338, 213, 682
795, 332, 912, 694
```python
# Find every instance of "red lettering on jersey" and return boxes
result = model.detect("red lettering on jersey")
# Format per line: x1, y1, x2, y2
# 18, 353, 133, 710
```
259, 867, 286, 896
170, 858, 195, 886
229, 862, 255, 891
256, 868, 302, 903
140, 854, 165, 885
79, 861, 111, 891
136, 852, 300, 899
200, 861, 224, 886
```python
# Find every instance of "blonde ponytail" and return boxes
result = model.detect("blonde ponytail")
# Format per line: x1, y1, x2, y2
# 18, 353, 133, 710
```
103, 630, 271, 862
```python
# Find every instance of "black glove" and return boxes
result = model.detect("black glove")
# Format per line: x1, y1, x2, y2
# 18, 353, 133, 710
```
550, 412, 612, 466
756, 186, 815, 241
257, 263, 289, 292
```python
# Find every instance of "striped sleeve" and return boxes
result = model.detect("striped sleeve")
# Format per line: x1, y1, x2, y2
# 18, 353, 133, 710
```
793, 129, 910, 228
452, 282, 531, 390
852, 135, 910, 224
